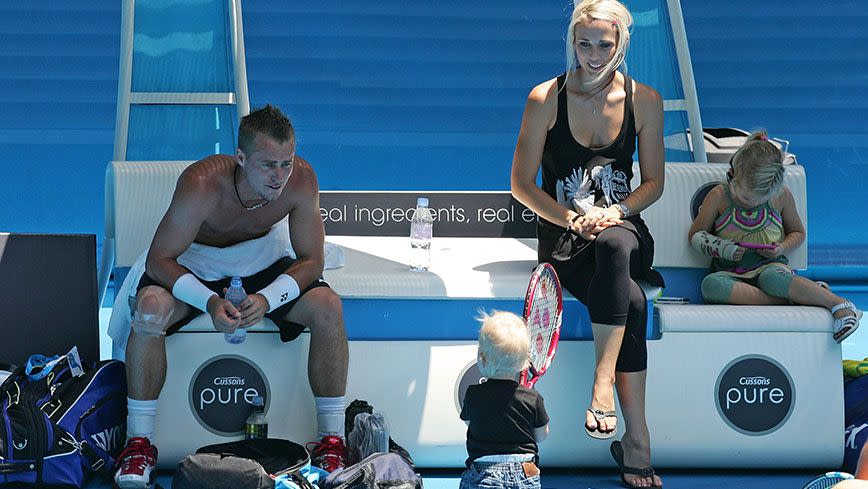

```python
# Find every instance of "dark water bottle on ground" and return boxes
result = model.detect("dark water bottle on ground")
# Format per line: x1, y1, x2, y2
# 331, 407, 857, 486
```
245, 396, 268, 439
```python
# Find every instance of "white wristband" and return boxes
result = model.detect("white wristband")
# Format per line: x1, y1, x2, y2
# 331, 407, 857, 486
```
257, 274, 300, 313
172, 273, 217, 313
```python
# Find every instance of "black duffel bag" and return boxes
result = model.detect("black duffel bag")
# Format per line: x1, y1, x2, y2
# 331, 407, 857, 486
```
172, 438, 314, 489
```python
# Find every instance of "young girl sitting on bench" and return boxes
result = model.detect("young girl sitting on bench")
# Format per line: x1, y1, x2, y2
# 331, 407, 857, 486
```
688, 130, 862, 343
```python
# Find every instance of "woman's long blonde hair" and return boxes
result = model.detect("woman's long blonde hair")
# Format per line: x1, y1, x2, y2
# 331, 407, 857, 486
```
565, 0, 633, 87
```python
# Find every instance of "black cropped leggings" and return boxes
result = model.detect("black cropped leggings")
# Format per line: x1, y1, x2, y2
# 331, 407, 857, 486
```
552, 225, 648, 372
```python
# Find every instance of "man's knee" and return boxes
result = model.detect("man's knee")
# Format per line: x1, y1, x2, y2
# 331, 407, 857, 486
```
701, 273, 734, 304
136, 287, 174, 313
307, 288, 344, 329
132, 286, 176, 334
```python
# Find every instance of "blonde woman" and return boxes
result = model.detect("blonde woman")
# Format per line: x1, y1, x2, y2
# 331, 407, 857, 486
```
688, 131, 862, 342
460, 311, 549, 489
510, 0, 664, 486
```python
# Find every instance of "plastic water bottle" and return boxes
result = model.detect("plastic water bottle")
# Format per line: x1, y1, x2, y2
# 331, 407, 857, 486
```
347, 412, 390, 461
245, 396, 268, 439
409, 197, 434, 271
224, 276, 248, 344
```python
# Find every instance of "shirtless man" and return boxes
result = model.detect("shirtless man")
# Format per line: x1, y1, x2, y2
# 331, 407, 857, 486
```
114, 105, 349, 488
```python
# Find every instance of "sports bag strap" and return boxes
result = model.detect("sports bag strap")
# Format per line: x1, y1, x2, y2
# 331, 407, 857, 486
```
80, 441, 112, 474
25, 354, 64, 381
4, 379, 21, 405
24, 347, 86, 384
290, 472, 318, 489
333, 465, 370, 489
0, 460, 37, 474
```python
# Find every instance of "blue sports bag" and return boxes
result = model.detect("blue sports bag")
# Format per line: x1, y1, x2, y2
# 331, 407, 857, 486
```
0, 347, 127, 487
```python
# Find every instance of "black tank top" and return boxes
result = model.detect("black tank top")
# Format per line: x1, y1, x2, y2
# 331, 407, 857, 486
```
540, 73, 636, 227
535, 73, 663, 287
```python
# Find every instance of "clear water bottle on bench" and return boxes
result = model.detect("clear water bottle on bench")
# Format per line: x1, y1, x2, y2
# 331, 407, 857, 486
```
409, 197, 434, 271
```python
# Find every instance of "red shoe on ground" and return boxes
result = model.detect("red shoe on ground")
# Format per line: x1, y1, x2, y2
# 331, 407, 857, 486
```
113, 437, 158, 489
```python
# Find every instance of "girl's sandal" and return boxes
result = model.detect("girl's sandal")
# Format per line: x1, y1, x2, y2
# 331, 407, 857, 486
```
832, 300, 863, 343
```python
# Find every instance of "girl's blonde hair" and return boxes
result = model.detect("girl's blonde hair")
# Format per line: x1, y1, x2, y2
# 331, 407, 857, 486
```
477, 310, 530, 378
730, 130, 785, 200
566, 0, 633, 86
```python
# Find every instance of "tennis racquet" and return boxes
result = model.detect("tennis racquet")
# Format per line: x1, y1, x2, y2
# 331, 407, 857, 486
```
519, 263, 563, 388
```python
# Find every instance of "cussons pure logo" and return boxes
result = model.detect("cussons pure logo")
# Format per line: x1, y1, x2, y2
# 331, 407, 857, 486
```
189, 355, 270, 436
714, 354, 795, 436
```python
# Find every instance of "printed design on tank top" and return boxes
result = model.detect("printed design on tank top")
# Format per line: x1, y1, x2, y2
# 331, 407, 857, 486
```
555, 155, 630, 211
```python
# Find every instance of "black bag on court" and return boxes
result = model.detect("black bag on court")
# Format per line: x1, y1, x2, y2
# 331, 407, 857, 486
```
172, 438, 315, 489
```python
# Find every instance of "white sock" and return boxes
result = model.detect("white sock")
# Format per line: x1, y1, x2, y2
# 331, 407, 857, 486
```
127, 398, 158, 442
315, 395, 346, 439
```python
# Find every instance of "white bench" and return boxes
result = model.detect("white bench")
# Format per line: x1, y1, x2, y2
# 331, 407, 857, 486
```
106, 161, 842, 468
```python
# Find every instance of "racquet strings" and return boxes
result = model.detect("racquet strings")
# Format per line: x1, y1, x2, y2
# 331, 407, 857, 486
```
527, 268, 558, 372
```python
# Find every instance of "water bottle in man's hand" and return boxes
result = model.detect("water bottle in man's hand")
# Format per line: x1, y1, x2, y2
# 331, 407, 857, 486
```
224, 276, 248, 344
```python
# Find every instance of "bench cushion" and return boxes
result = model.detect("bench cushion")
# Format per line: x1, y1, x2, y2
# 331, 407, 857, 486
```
657, 304, 832, 333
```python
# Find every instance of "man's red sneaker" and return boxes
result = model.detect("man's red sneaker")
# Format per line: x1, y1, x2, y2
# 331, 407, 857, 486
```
113, 437, 157, 489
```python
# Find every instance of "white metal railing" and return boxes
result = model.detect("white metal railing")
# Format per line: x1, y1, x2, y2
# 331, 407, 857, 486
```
100, 0, 250, 309
667, 0, 707, 163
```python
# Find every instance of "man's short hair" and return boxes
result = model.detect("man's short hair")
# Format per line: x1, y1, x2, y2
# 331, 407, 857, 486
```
238, 104, 295, 154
